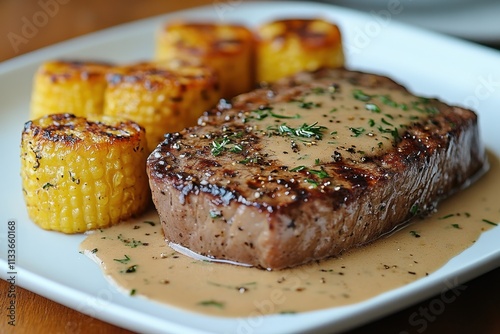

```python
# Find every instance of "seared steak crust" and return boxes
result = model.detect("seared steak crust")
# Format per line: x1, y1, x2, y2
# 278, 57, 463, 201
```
147, 68, 487, 269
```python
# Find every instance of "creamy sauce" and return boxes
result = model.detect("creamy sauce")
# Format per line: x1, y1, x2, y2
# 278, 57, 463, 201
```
80, 152, 499, 317
252, 82, 433, 168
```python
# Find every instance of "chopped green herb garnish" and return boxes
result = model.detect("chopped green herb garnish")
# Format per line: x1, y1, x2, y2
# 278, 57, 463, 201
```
451, 224, 462, 229
91, 248, 98, 254
377, 126, 393, 134
309, 167, 330, 179
425, 106, 439, 115
482, 219, 498, 226
42, 182, 54, 190
399, 103, 409, 111
269, 122, 327, 140
239, 156, 259, 165
114, 255, 131, 264
279, 310, 297, 315
304, 179, 319, 187
198, 300, 225, 309
365, 103, 381, 113
130, 289, 136, 296
269, 111, 301, 119
381, 118, 394, 126
211, 136, 243, 156
230, 144, 243, 153
379, 95, 397, 107
368, 119, 376, 127
439, 214, 455, 220
410, 230, 421, 238
296, 100, 321, 109
290, 166, 307, 172
117, 234, 143, 248
315, 158, 320, 165
410, 204, 419, 215
353, 89, 372, 102
211, 137, 231, 156
349, 127, 365, 137
390, 128, 401, 143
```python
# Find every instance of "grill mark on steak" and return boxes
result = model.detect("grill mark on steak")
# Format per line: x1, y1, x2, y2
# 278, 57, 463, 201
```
147, 68, 487, 269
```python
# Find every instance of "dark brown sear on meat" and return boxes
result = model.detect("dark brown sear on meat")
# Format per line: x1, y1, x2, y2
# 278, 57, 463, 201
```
147, 68, 488, 269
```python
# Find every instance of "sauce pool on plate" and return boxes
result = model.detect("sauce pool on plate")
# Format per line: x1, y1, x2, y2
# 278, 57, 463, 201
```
80, 152, 499, 317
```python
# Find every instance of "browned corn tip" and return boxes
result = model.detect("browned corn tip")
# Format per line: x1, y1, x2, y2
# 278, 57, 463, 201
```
105, 60, 220, 92
256, 18, 345, 83
23, 113, 145, 145
155, 22, 254, 98
104, 60, 222, 151
30, 60, 114, 119
21, 113, 150, 233
37, 60, 114, 83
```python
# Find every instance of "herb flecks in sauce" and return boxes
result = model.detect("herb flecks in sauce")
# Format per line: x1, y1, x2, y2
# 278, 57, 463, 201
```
80, 74, 499, 317
267, 122, 327, 141
198, 300, 225, 309
81, 156, 499, 318
409, 231, 421, 238
482, 219, 498, 226
113, 255, 131, 263
204, 81, 446, 168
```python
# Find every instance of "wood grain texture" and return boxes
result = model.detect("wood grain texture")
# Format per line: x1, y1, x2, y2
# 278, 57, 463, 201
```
0, 0, 499, 333
0, 279, 133, 334
0, 0, 216, 62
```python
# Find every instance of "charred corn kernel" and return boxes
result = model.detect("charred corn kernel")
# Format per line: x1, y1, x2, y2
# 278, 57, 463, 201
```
104, 60, 221, 151
30, 60, 113, 119
20, 113, 150, 233
256, 19, 345, 83
155, 22, 254, 98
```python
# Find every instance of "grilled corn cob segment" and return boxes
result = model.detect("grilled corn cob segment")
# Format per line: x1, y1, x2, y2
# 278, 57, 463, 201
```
155, 22, 254, 98
256, 19, 344, 83
104, 60, 221, 151
20, 113, 150, 233
30, 60, 113, 119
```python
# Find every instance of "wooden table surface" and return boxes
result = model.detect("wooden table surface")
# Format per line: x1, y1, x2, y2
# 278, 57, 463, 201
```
1, 1, 499, 333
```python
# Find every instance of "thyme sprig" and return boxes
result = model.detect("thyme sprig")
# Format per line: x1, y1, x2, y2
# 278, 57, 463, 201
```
211, 137, 243, 156
289, 166, 330, 179
309, 167, 330, 178
268, 122, 327, 140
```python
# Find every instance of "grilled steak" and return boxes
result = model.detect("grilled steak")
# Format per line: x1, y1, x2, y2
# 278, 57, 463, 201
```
147, 68, 488, 269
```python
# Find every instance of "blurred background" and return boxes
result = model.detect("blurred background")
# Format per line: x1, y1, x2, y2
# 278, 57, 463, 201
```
321, 0, 500, 46
1, 0, 499, 62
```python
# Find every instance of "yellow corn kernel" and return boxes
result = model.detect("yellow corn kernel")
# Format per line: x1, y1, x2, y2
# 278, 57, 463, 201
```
20, 113, 150, 233
256, 19, 345, 83
155, 22, 254, 98
104, 60, 221, 151
30, 60, 113, 119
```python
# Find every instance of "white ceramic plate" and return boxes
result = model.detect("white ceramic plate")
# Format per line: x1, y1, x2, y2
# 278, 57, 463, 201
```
323, 0, 500, 43
1, 2, 499, 333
